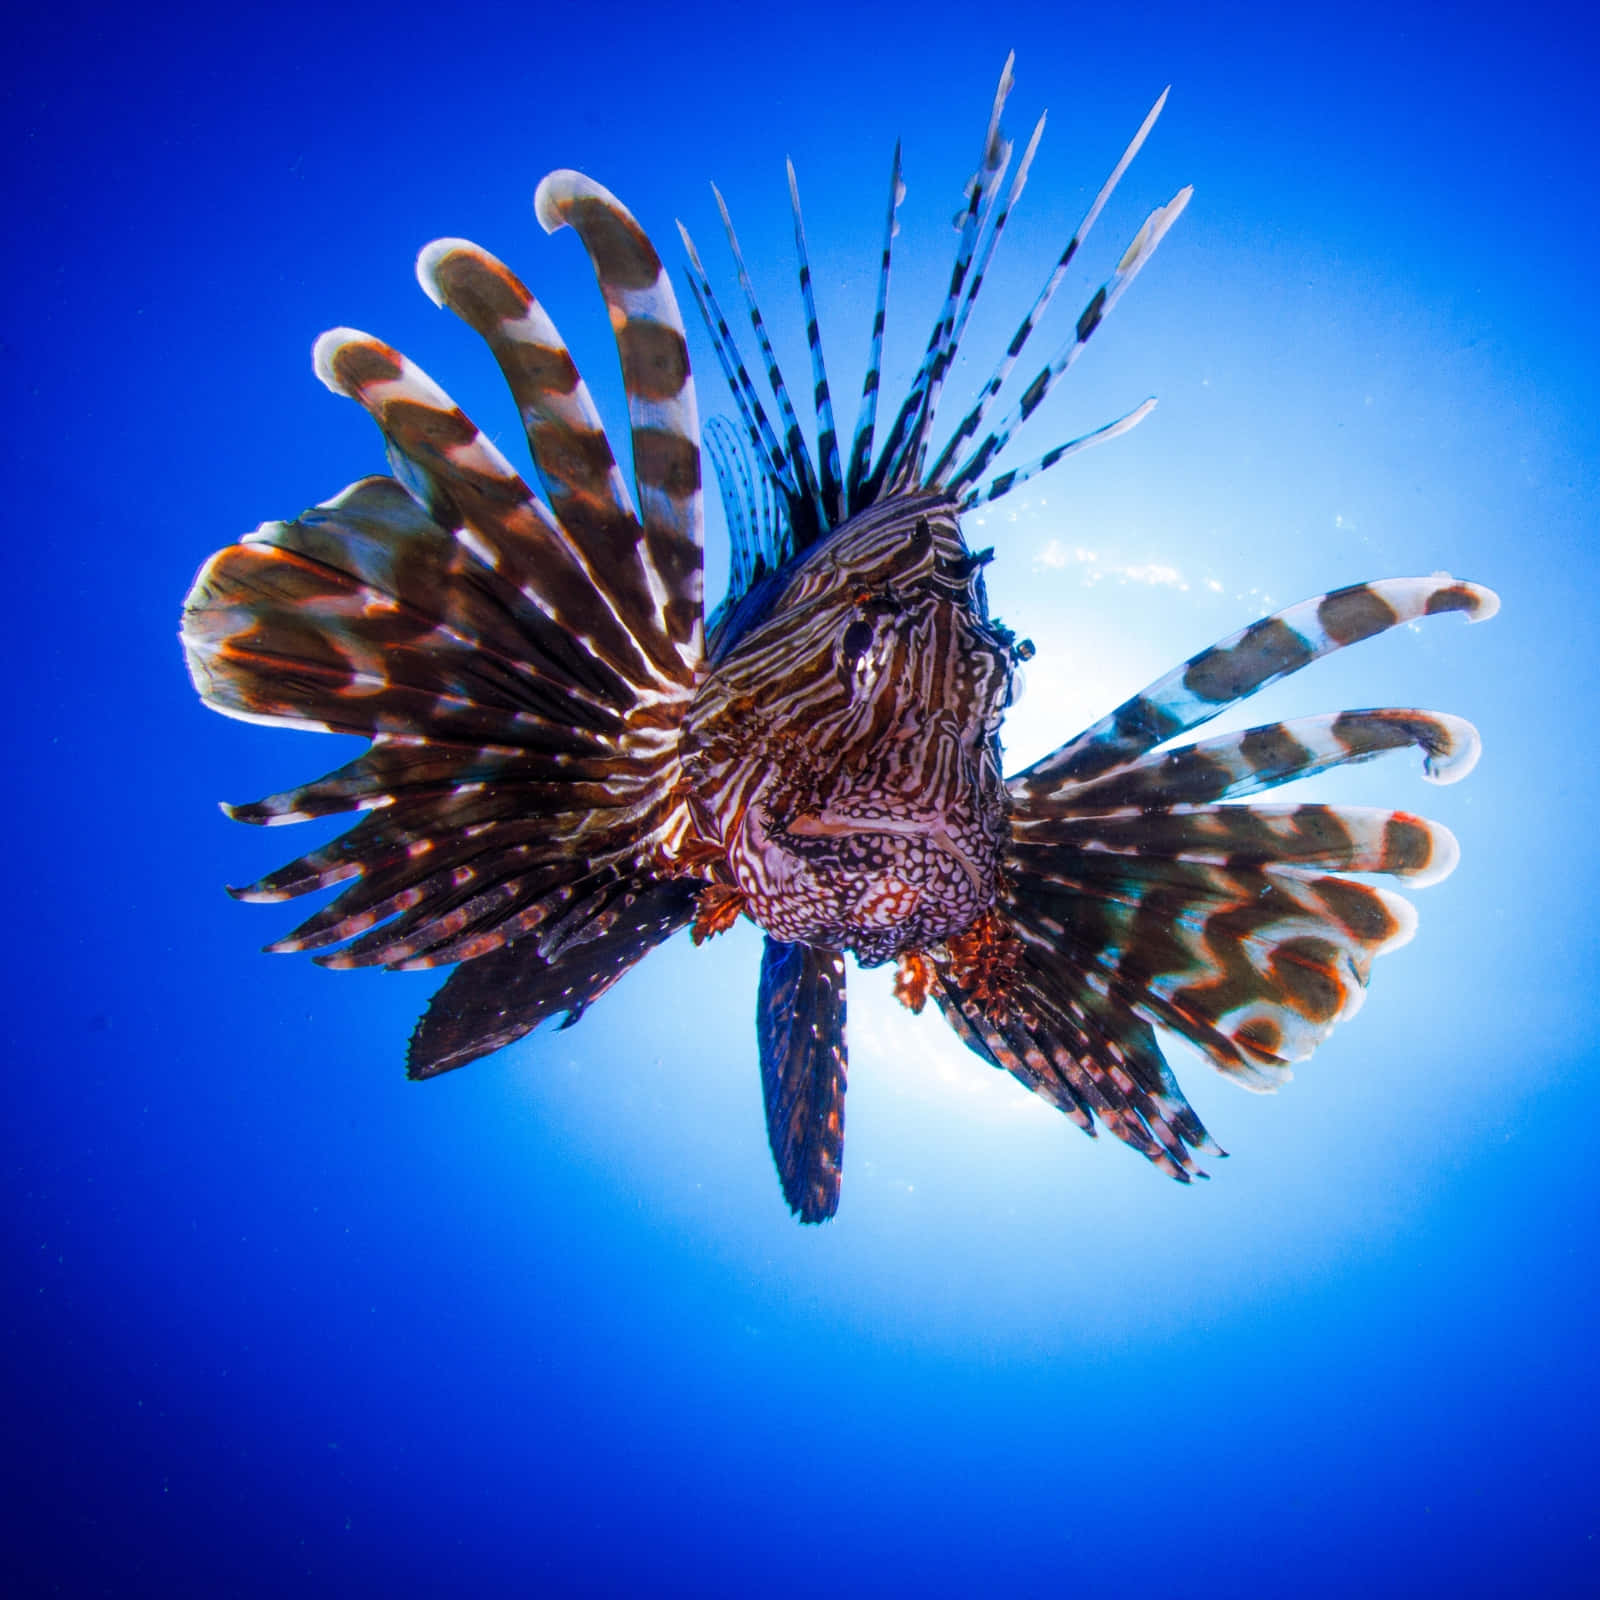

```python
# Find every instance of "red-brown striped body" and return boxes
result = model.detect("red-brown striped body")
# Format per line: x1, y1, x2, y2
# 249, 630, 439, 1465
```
682, 496, 1018, 965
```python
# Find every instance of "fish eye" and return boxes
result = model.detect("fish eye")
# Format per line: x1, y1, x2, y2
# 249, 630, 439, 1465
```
841, 618, 874, 666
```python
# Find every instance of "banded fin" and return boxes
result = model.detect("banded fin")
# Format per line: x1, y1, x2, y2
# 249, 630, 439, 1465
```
1019, 576, 1500, 791
310, 334, 678, 696
970, 566, 1500, 1153
1012, 802, 1461, 889
943, 182, 1192, 497
416, 240, 639, 531
1002, 853, 1419, 1092
930, 939, 1219, 1180
414, 238, 697, 689
1014, 709, 1483, 814
183, 174, 708, 979
183, 477, 640, 743
535, 172, 704, 672
845, 141, 905, 513
758, 939, 847, 1223
184, 473, 691, 969
928, 86, 1171, 488
407, 877, 702, 1077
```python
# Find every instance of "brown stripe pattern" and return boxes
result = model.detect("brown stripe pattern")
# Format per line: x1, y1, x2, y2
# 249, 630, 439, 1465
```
1023, 576, 1498, 791
682, 496, 1017, 968
181, 181, 709, 1019
912, 582, 1494, 1176
537, 172, 703, 676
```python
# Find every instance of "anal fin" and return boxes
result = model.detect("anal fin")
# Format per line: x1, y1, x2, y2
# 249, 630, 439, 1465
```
757, 939, 848, 1222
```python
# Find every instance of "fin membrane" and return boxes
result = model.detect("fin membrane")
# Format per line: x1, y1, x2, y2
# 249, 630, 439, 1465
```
924, 576, 1498, 1173
408, 877, 702, 1077
757, 938, 848, 1223
182, 180, 707, 973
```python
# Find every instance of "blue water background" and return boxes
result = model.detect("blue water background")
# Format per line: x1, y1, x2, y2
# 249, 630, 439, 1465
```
8, 2, 1597, 1593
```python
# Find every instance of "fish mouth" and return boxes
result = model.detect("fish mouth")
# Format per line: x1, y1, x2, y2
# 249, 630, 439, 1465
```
783, 809, 988, 897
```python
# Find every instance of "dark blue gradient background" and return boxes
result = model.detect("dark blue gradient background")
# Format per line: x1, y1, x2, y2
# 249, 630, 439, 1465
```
7, 2, 1597, 1594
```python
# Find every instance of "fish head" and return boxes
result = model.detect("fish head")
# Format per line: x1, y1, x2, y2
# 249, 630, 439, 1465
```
683, 495, 1020, 963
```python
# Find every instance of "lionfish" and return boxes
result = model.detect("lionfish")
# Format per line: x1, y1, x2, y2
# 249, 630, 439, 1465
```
181, 59, 1496, 1222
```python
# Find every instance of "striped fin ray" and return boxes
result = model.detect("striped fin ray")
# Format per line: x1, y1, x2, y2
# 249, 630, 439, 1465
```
921, 109, 1047, 485
926, 982, 1100, 1146
705, 414, 760, 598
535, 172, 704, 673
704, 414, 791, 604
868, 56, 1018, 498
677, 226, 801, 503
758, 939, 848, 1223
308, 339, 671, 698
902, 105, 1049, 486
1015, 708, 1482, 816
228, 756, 673, 882
406, 877, 703, 1078
412, 239, 699, 690
957, 397, 1155, 509
223, 739, 669, 833
183, 477, 642, 744
315, 846, 670, 972
229, 773, 679, 953
219, 730, 686, 966
209, 752, 690, 972
1011, 802, 1461, 888
928, 940, 1218, 1180
944, 182, 1191, 497
845, 141, 905, 513
710, 182, 828, 540
1002, 851, 1421, 1090
1017, 576, 1501, 792
263, 833, 626, 968
786, 161, 844, 522
928, 87, 1170, 489
877, 137, 1015, 494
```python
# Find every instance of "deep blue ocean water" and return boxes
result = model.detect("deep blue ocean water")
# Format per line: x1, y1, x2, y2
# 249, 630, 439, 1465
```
8, 2, 1598, 1593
